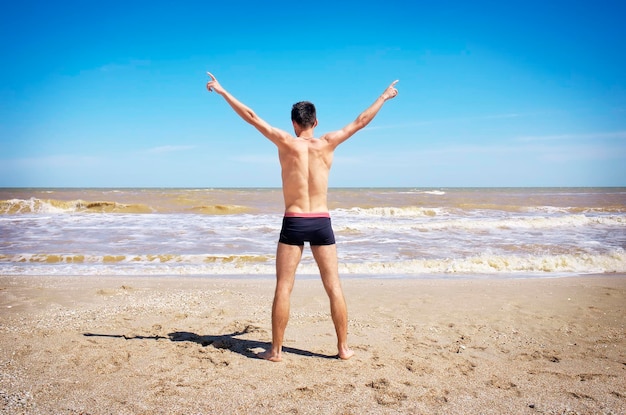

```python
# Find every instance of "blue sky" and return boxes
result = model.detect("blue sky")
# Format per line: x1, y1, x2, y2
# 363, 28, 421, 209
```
1, 0, 625, 187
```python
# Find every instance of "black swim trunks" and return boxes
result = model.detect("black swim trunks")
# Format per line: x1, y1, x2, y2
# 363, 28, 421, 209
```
279, 212, 336, 246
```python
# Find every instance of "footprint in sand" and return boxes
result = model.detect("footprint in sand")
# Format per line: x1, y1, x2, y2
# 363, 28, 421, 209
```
366, 378, 408, 406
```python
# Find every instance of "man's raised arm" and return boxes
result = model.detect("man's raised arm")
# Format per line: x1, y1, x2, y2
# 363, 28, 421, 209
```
206, 72, 291, 146
322, 80, 399, 148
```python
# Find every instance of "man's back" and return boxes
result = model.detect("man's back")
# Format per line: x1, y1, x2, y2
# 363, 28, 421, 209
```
278, 136, 334, 214
205, 72, 398, 213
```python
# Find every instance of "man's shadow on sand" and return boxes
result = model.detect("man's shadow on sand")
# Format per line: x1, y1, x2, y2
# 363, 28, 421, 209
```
83, 327, 337, 360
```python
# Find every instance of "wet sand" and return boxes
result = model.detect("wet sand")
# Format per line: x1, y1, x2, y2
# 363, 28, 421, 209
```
1, 274, 624, 414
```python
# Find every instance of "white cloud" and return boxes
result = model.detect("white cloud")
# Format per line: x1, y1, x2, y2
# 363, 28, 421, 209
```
516, 131, 626, 143
364, 113, 524, 131
230, 154, 276, 164
146, 145, 196, 154
3, 154, 103, 168
333, 155, 369, 164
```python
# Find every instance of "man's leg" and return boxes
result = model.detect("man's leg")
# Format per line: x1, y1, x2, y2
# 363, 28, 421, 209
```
259, 242, 303, 362
311, 244, 354, 360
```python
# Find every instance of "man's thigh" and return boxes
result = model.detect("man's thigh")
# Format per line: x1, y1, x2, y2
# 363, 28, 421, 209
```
311, 244, 339, 279
276, 242, 303, 281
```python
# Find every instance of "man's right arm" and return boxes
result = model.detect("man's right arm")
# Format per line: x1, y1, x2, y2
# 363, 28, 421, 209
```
206, 72, 291, 146
322, 80, 399, 148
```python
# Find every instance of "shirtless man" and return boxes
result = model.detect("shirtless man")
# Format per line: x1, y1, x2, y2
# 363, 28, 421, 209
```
206, 72, 398, 361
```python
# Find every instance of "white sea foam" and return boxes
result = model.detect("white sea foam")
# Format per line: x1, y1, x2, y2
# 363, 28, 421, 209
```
339, 251, 626, 275
404, 190, 446, 195
1, 198, 66, 214
336, 206, 445, 217
335, 212, 625, 232
2, 250, 624, 276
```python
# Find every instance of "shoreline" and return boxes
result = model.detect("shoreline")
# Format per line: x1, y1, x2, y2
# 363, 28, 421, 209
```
1, 274, 625, 414
3, 271, 623, 280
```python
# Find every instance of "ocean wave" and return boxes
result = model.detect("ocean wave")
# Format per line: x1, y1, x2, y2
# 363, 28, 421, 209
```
0, 198, 250, 215
423, 214, 625, 231
405, 190, 446, 195
334, 212, 625, 232
338, 251, 626, 275
0, 198, 153, 214
337, 206, 443, 217
337, 205, 626, 217
525, 206, 626, 214
190, 205, 251, 215
0, 253, 273, 265
2, 251, 624, 276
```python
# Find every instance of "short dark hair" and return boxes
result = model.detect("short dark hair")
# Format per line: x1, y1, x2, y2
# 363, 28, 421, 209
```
291, 101, 316, 128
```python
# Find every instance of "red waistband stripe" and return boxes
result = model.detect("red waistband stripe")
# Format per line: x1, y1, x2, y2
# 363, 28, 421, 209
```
284, 212, 331, 218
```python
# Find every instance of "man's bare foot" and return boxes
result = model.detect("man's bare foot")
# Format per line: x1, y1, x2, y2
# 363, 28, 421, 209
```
338, 346, 355, 360
258, 349, 282, 362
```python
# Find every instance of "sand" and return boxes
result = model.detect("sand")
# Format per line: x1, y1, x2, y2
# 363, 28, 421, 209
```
0, 274, 624, 414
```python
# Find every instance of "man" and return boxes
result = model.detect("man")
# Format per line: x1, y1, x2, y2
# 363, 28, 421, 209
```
206, 72, 398, 361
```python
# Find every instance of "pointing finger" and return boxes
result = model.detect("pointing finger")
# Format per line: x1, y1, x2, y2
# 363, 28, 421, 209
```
207, 72, 217, 81
390, 80, 399, 87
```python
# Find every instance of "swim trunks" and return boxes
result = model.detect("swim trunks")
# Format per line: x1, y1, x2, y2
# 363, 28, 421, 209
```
279, 212, 336, 246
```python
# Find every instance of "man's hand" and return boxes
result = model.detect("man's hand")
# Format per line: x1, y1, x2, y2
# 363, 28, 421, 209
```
381, 80, 399, 101
206, 72, 225, 95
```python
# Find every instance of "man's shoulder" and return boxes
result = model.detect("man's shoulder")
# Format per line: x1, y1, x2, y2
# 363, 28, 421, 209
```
309, 136, 336, 149
317, 131, 344, 148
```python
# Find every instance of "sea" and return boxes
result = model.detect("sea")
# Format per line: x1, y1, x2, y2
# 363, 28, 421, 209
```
1, 187, 625, 279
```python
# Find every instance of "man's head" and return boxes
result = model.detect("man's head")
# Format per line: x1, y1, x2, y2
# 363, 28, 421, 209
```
291, 101, 317, 129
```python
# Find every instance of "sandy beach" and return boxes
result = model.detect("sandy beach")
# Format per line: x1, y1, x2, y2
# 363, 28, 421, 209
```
1, 275, 624, 414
